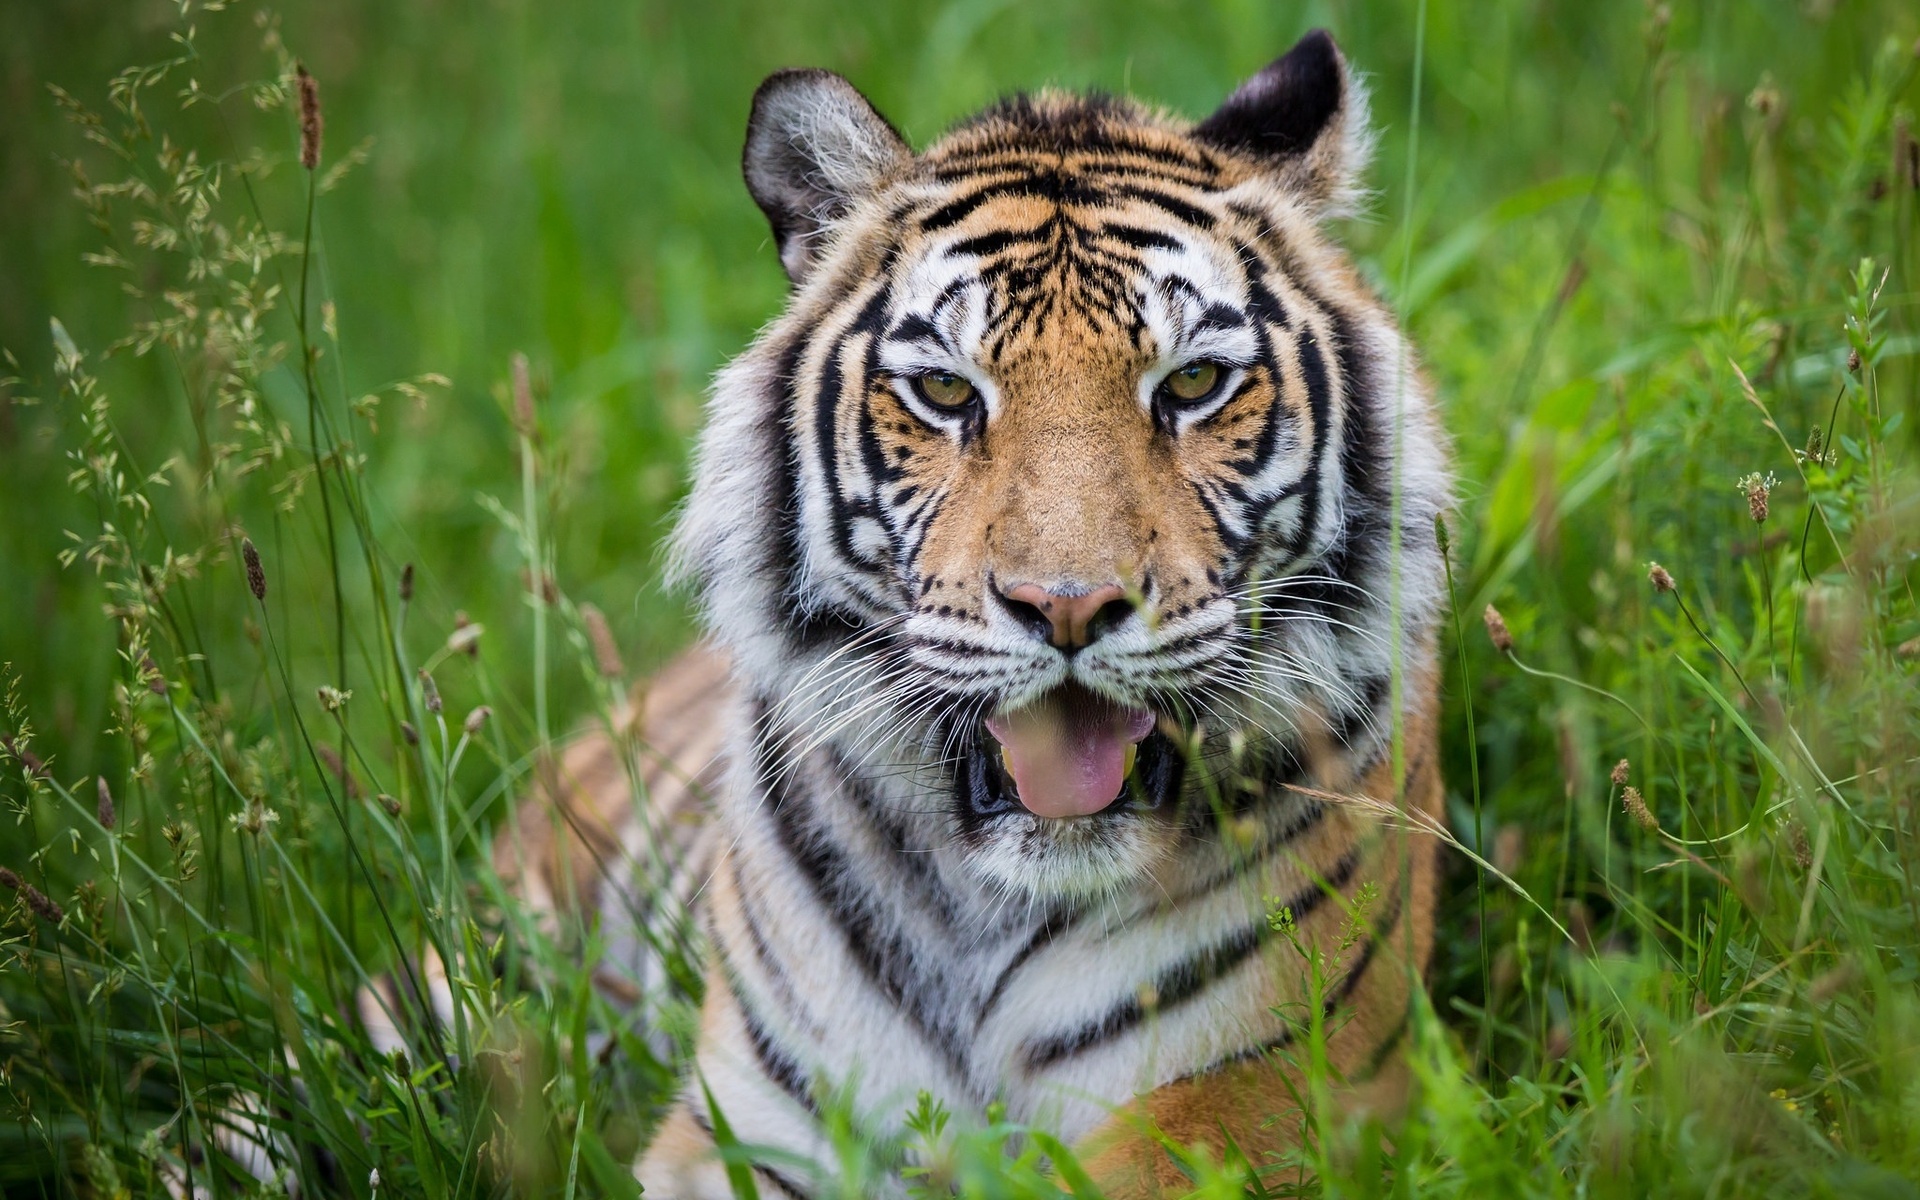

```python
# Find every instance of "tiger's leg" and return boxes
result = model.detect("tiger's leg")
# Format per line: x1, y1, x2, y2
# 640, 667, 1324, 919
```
1075, 735, 1444, 1198
1075, 986, 1421, 1198
633, 1106, 740, 1200
633, 954, 831, 1200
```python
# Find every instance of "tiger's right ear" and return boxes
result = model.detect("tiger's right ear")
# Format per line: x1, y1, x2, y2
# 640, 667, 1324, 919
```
1193, 30, 1372, 217
743, 69, 910, 285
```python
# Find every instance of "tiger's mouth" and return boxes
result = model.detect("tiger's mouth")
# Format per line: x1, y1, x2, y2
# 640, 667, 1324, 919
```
960, 683, 1185, 821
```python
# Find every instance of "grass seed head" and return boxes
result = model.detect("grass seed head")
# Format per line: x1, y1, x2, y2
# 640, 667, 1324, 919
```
1738, 472, 1774, 524
463, 705, 491, 736
0, 866, 65, 925
296, 65, 322, 170
399, 562, 414, 602
313, 744, 359, 799
1785, 819, 1813, 869
230, 800, 278, 835
448, 611, 482, 657
520, 568, 558, 604
400, 720, 419, 745
1804, 424, 1826, 464
2, 734, 49, 780
1623, 785, 1658, 830
1610, 758, 1631, 786
418, 669, 442, 715
96, 776, 115, 830
580, 603, 624, 679
510, 353, 535, 439
1847, 347, 1862, 374
242, 538, 266, 600
1483, 604, 1514, 653
1648, 562, 1675, 593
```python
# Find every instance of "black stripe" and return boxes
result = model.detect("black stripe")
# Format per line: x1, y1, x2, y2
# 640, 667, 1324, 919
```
711, 877, 819, 1114
1021, 847, 1362, 1072
1193, 870, 1409, 1078
931, 113, 1220, 179
765, 332, 814, 630
756, 727, 972, 1077
810, 288, 892, 577
1357, 1004, 1412, 1081
757, 1166, 815, 1200
826, 745, 962, 925
949, 225, 1045, 257
685, 1107, 816, 1200
1266, 288, 1337, 569
886, 313, 939, 344
1329, 310, 1387, 509
919, 175, 1089, 233
1110, 182, 1215, 229
1101, 222, 1183, 252
1156, 794, 1325, 913
1196, 301, 1246, 332
975, 902, 1083, 1025
1327, 672, 1391, 746
1188, 477, 1247, 553
731, 862, 824, 1039
739, 997, 817, 1116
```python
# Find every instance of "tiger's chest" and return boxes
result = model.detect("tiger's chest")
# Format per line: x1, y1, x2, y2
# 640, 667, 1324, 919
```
697, 764, 1355, 1143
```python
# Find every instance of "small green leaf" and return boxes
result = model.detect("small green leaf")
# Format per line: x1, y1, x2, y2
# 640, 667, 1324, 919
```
698, 1076, 761, 1200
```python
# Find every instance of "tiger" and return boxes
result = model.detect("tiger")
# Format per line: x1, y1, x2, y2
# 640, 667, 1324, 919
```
507, 28, 1453, 1198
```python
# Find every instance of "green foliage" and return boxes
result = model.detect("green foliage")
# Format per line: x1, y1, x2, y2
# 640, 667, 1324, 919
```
1, 0, 1918, 1196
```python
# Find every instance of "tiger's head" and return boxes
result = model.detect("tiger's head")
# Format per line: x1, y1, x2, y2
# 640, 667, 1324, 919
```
674, 31, 1450, 898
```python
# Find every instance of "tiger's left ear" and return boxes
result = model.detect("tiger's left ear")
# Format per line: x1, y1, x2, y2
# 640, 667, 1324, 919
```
743, 69, 912, 284
1193, 30, 1371, 216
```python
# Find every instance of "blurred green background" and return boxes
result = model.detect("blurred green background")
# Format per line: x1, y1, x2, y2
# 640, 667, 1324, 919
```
4, 1, 1920, 1195
2, 0, 1907, 766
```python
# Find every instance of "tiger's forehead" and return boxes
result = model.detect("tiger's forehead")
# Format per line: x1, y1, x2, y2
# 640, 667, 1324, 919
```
879, 131, 1261, 370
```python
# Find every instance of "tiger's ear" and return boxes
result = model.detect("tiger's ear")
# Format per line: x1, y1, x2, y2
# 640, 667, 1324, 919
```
743, 69, 910, 284
1193, 30, 1371, 216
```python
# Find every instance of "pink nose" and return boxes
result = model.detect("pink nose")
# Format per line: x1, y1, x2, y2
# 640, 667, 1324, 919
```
1000, 583, 1131, 649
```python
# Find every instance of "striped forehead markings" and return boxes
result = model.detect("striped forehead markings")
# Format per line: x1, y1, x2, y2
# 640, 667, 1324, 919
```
914, 161, 1222, 236
926, 135, 1223, 182
909, 219, 1236, 346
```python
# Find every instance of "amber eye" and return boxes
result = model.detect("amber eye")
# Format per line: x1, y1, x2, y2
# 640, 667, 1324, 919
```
911, 372, 978, 409
1164, 361, 1224, 404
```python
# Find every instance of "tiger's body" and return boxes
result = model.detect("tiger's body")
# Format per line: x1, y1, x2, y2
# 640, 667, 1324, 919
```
516, 30, 1452, 1197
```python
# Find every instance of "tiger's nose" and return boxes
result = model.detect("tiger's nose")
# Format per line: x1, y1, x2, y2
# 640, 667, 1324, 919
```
997, 582, 1133, 650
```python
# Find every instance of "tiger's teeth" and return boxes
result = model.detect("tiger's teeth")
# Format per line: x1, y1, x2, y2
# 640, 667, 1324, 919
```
1122, 742, 1138, 780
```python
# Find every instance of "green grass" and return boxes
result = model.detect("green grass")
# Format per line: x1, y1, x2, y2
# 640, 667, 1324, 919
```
2, 0, 1918, 1195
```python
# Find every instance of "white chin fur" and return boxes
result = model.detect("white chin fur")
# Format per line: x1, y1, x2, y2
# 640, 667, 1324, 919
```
964, 810, 1164, 900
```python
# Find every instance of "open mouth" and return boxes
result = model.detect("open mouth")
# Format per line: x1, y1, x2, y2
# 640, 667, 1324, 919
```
959, 683, 1185, 821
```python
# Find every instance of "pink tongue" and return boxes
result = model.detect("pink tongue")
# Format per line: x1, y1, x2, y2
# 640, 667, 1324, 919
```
984, 691, 1155, 819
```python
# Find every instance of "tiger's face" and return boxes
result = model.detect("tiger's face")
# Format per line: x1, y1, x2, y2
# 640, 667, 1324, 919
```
676, 32, 1449, 898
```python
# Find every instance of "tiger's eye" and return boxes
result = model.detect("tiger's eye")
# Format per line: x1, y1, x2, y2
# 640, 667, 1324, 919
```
1166, 362, 1222, 402
913, 372, 977, 408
